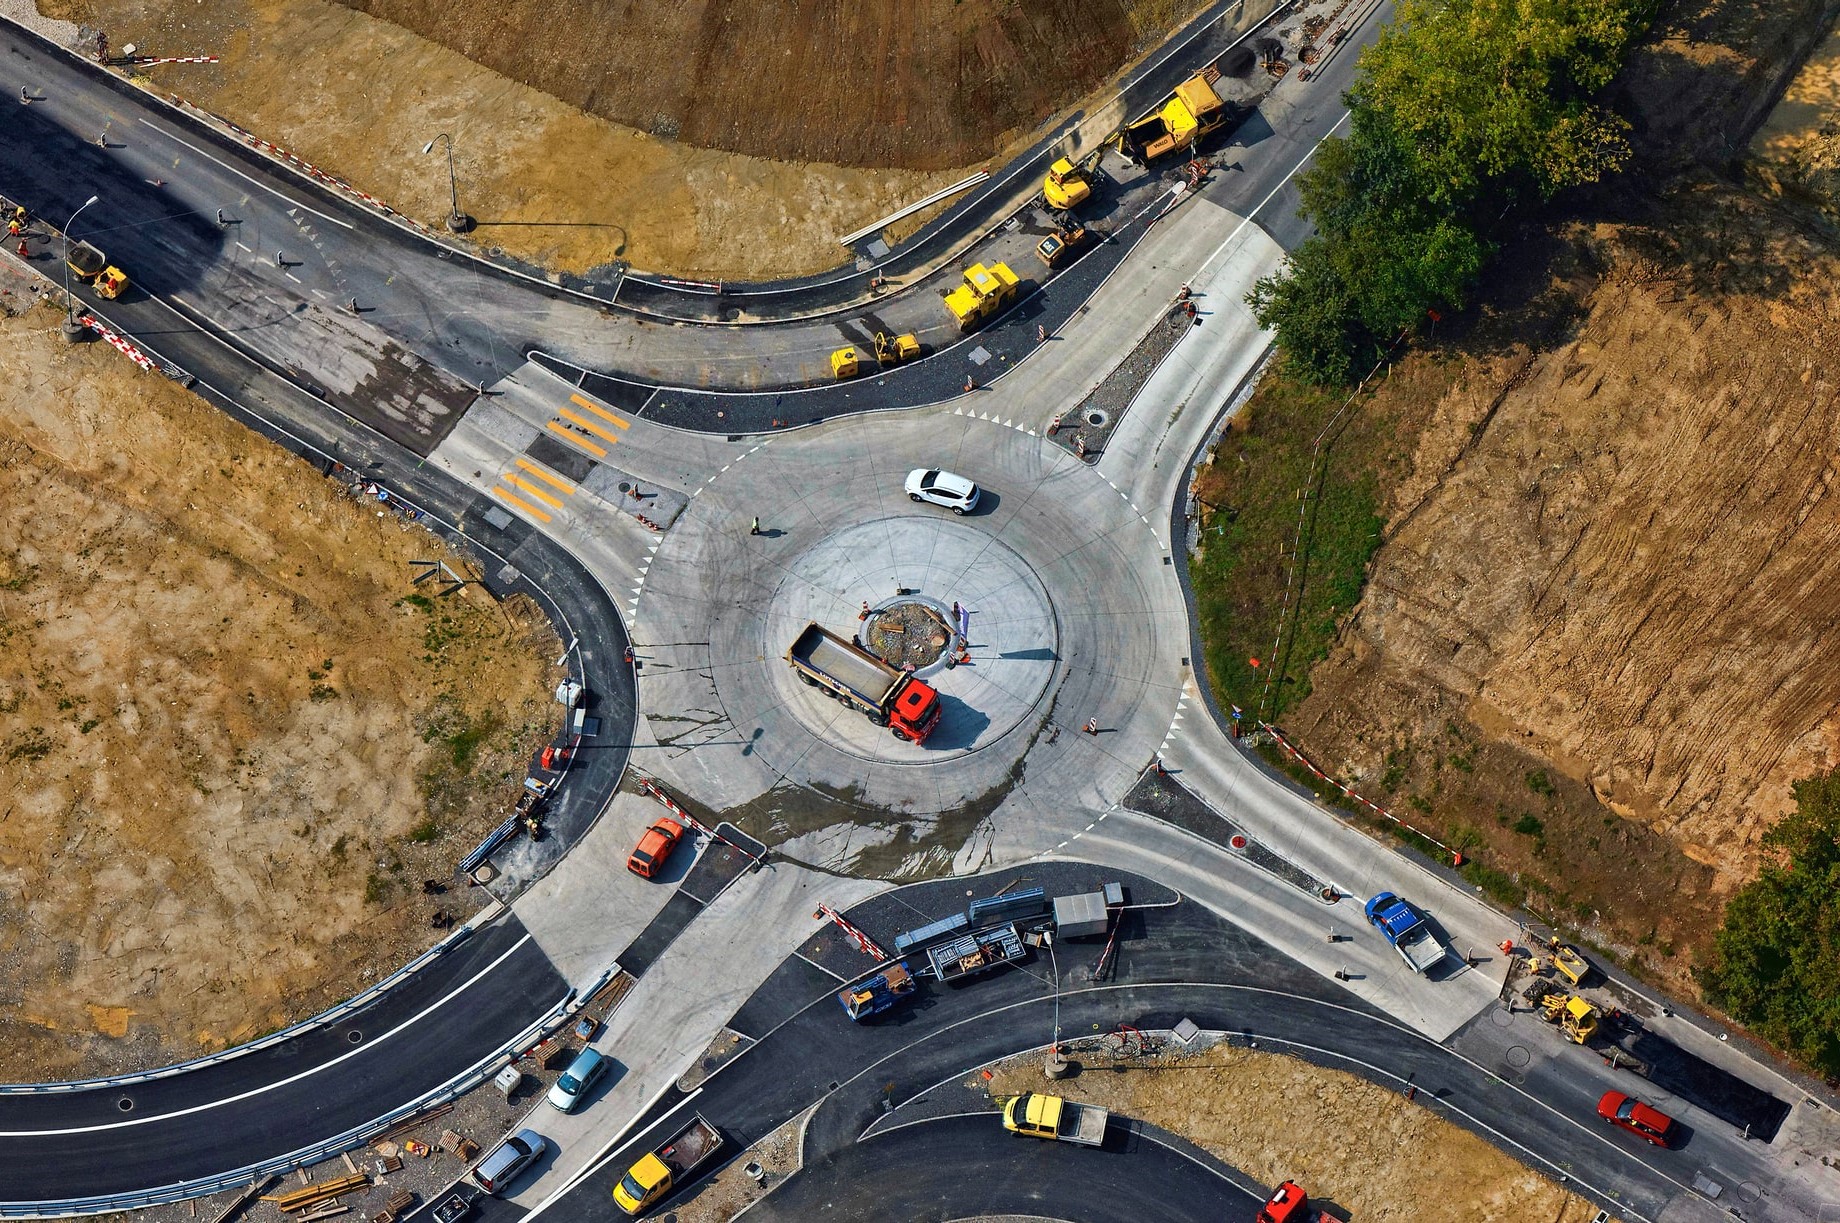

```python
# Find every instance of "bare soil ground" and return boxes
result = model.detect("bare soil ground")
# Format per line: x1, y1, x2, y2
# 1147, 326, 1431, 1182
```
985, 1040, 1616, 1222
1242, 0, 1840, 993
332, 0, 1203, 171
0, 290, 562, 1080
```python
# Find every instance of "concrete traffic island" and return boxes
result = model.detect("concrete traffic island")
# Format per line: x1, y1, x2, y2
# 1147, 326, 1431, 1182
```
765, 517, 1058, 762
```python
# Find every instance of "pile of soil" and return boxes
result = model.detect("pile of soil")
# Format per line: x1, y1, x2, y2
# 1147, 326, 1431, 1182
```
0, 298, 562, 1080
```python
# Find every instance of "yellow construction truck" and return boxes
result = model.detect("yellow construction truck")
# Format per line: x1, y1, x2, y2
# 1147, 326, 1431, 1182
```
65, 240, 128, 300
944, 262, 1019, 331
1042, 156, 1094, 211
1115, 67, 1229, 165
831, 331, 921, 379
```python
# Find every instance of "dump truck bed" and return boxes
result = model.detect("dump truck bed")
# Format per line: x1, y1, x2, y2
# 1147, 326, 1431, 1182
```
787, 623, 899, 704
66, 241, 107, 277
657, 1115, 722, 1176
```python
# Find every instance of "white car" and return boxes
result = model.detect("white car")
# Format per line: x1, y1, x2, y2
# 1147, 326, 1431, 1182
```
905, 468, 981, 514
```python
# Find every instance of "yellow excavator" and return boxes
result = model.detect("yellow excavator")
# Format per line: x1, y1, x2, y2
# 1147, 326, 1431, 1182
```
1042, 156, 1095, 211
831, 331, 922, 379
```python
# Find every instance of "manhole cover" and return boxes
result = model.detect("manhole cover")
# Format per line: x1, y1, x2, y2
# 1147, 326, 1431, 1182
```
1506, 1045, 1530, 1067
864, 600, 953, 670
1084, 408, 1110, 428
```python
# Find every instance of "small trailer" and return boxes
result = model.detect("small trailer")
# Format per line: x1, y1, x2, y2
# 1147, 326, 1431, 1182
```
926, 923, 1026, 984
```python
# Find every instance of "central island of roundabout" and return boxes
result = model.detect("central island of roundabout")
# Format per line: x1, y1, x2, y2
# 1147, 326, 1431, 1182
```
628, 410, 1188, 860
766, 516, 1059, 761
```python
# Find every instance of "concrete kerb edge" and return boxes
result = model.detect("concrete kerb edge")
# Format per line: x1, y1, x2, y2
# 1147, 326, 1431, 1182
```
0, 992, 576, 1218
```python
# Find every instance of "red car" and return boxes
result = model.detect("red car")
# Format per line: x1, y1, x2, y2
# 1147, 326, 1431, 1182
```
1598, 1090, 1675, 1147
627, 816, 685, 879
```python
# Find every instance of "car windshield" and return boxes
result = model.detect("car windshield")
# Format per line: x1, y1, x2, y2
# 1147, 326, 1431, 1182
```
618, 1174, 647, 1203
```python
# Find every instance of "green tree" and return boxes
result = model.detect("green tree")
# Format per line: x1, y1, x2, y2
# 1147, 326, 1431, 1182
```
1354, 0, 1652, 204
1701, 770, 1840, 1077
1247, 0, 1655, 383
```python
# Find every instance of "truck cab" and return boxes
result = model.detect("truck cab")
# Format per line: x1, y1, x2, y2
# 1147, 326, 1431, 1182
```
1002, 1092, 1109, 1146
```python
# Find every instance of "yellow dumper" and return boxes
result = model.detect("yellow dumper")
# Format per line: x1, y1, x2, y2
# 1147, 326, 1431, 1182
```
944, 262, 1019, 331
1115, 67, 1229, 164
65, 240, 128, 300
831, 331, 921, 378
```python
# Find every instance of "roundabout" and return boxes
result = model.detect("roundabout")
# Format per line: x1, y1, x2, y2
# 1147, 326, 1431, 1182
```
632, 408, 1191, 840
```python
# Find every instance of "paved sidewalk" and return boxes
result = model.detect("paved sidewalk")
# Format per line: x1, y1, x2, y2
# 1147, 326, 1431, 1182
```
508, 861, 885, 1208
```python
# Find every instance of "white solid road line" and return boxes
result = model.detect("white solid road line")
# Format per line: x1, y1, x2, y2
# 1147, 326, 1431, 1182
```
136, 117, 355, 230
0, 933, 542, 1137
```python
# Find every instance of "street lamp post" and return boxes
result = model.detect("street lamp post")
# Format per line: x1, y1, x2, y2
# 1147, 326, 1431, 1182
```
420, 133, 472, 233
61, 193, 100, 341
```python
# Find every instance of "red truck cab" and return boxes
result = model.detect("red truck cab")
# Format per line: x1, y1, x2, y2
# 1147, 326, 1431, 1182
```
889, 678, 940, 742
1259, 1181, 1330, 1223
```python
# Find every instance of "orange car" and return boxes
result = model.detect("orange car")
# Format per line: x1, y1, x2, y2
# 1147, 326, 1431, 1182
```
627, 816, 685, 879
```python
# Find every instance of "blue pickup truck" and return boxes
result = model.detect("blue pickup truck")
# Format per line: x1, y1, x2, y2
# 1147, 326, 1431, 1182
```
1364, 892, 1448, 974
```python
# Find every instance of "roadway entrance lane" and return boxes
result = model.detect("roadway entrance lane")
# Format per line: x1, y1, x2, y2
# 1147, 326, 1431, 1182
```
0, 914, 565, 1201
745, 1113, 1261, 1223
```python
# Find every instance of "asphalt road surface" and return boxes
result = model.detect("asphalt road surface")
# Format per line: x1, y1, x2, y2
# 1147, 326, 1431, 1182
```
743, 1113, 1263, 1223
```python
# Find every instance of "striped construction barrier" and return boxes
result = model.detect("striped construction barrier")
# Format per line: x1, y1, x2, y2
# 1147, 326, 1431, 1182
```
1261, 722, 1464, 866
79, 315, 156, 372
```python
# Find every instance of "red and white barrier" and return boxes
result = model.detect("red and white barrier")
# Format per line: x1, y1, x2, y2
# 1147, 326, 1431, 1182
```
1261, 723, 1464, 865
79, 315, 157, 372
815, 902, 887, 962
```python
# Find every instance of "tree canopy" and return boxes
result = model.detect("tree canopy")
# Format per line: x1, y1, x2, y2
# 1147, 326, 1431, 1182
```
1249, 0, 1656, 382
1700, 770, 1840, 1078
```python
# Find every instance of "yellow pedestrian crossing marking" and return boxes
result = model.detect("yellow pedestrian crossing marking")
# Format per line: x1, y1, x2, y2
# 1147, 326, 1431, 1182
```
556, 406, 623, 445
570, 394, 629, 429
546, 420, 607, 456
505, 473, 564, 508
493, 486, 552, 523
515, 459, 574, 493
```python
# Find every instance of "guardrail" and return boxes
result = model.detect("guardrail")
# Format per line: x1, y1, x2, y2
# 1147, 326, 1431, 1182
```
0, 920, 481, 1095
0, 988, 578, 1218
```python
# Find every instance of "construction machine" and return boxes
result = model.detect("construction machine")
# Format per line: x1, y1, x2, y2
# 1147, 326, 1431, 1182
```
1540, 991, 1602, 1045
944, 262, 1020, 331
1042, 156, 1095, 211
65, 240, 128, 300
1115, 67, 1230, 165
831, 331, 921, 379
1036, 225, 1094, 269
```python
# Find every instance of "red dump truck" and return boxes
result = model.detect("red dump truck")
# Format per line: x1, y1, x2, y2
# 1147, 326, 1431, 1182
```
786, 623, 941, 743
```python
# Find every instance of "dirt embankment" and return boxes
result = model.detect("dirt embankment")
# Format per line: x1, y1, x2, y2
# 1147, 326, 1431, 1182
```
1277, 0, 1840, 984
0, 294, 561, 1080
986, 1042, 1615, 1222
332, 0, 1197, 171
